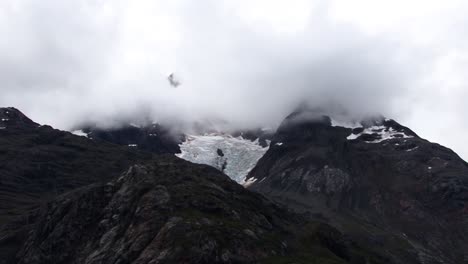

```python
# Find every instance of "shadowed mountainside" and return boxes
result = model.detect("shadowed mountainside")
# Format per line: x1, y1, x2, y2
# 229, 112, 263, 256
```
0, 107, 397, 264
247, 110, 468, 264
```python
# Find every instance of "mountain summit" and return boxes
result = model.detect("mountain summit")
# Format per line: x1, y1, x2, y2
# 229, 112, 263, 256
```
247, 108, 468, 263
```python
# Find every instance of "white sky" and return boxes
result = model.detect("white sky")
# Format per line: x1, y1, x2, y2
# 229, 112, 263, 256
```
1, 0, 468, 160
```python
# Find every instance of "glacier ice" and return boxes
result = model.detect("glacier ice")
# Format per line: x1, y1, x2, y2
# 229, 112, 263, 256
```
176, 133, 269, 184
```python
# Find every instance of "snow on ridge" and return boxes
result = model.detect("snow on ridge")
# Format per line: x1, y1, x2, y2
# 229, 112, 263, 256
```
242, 177, 258, 187
331, 118, 362, 129
72, 130, 88, 137
406, 146, 419, 152
347, 125, 413, 143
176, 133, 270, 184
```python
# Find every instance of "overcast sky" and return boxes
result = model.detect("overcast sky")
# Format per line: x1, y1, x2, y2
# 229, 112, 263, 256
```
1, 0, 468, 159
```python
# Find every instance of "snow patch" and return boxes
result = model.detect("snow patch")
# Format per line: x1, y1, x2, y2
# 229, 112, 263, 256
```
347, 126, 413, 143
176, 133, 269, 184
406, 146, 419, 152
72, 130, 88, 137
331, 118, 362, 129
128, 144, 138, 147
275, 142, 283, 146
1, 118, 9, 122
346, 133, 360, 140
242, 177, 258, 187
0, 127, 5, 129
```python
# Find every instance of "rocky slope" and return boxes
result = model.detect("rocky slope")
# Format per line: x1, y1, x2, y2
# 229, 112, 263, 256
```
2, 106, 467, 263
247, 110, 468, 264
16, 157, 395, 264
72, 123, 184, 154
0, 107, 398, 264
0, 108, 155, 263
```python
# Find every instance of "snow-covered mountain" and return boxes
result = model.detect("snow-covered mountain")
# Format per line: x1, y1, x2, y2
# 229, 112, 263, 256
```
246, 109, 468, 263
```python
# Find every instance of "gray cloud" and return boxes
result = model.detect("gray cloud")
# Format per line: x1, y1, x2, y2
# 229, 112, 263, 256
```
1, 0, 468, 159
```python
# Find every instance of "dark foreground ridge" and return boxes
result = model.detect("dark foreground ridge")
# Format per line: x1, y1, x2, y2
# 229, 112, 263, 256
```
16, 157, 393, 264
247, 109, 468, 264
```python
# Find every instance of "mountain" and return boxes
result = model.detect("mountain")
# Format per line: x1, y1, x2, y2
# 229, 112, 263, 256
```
72, 124, 273, 184
246, 109, 468, 263
2, 107, 467, 263
15, 157, 393, 264
0, 107, 397, 264
0, 108, 156, 263
72, 123, 184, 154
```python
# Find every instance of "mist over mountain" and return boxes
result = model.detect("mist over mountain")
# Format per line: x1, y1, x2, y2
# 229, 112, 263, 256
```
2, 0, 468, 158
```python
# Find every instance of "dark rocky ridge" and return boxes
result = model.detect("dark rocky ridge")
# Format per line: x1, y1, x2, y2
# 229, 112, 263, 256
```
0, 107, 398, 263
78, 124, 184, 154
0, 107, 39, 129
2, 106, 467, 263
16, 157, 395, 264
247, 109, 468, 263
0, 108, 155, 263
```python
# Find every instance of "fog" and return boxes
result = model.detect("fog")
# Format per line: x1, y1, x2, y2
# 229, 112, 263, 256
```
1, 0, 468, 159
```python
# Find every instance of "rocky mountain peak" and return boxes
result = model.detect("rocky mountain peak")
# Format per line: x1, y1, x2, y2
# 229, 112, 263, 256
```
247, 110, 468, 263
0, 107, 39, 129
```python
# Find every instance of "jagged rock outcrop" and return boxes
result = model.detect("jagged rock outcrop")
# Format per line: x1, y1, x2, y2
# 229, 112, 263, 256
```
247, 109, 468, 263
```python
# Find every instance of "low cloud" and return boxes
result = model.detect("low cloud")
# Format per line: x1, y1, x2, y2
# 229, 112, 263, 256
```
1, 0, 468, 158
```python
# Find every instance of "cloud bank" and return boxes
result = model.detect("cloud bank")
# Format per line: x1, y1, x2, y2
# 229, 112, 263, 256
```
1, 0, 468, 158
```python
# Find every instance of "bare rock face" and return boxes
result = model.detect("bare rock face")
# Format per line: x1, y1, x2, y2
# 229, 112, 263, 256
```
76, 124, 184, 155
303, 166, 351, 195
0, 107, 39, 129
16, 159, 288, 264
15, 156, 393, 264
247, 109, 468, 264
0, 107, 155, 264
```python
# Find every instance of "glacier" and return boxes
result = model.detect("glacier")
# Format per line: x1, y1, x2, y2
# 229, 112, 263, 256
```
176, 133, 269, 184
